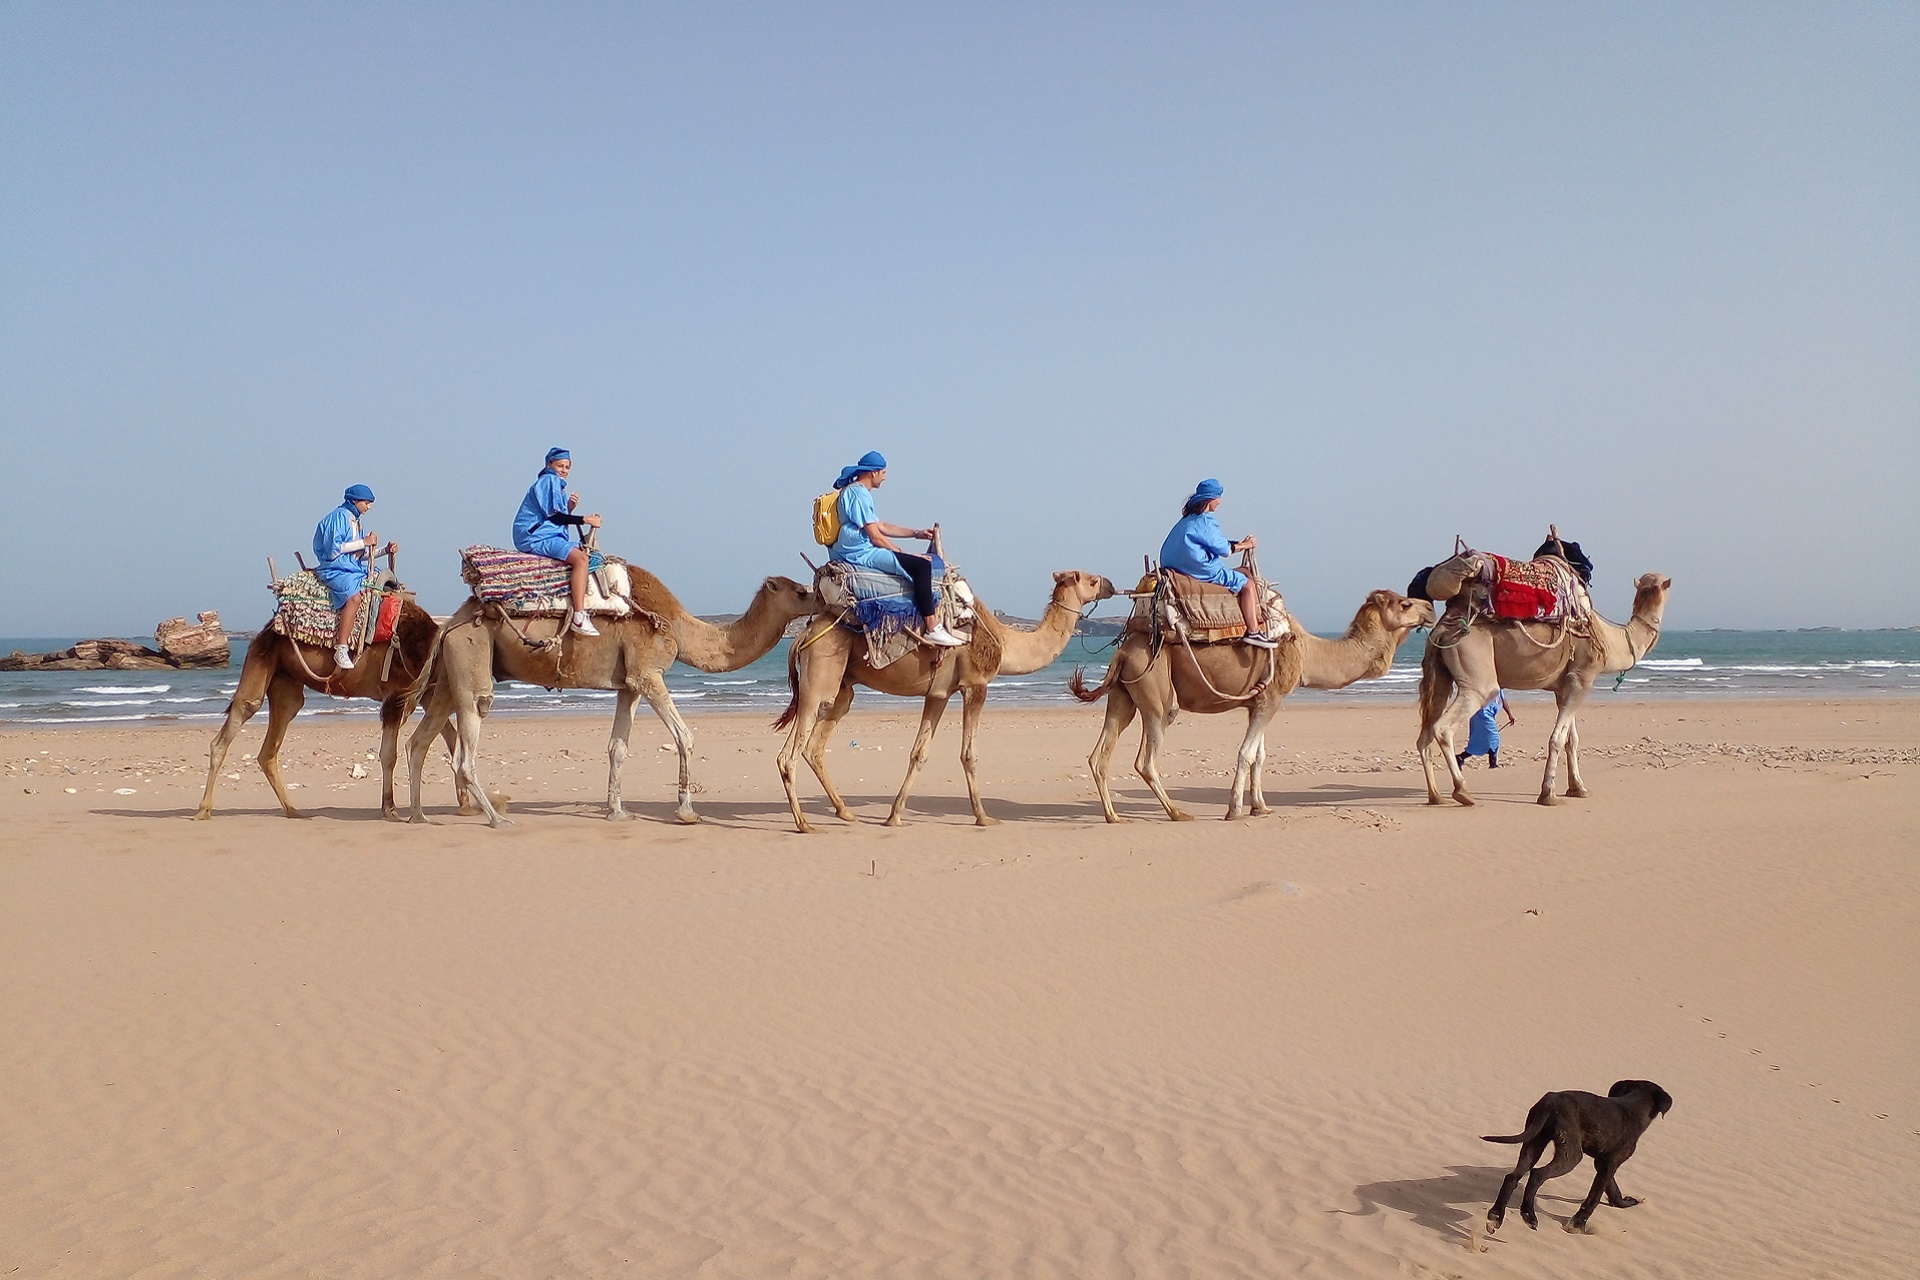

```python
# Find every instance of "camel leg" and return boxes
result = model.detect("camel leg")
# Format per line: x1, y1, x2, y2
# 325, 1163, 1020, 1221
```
806, 681, 860, 823
451, 699, 511, 828
956, 683, 999, 827
1249, 736, 1271, 816
633, 672, 699, 823
1433, 685, 1495, 807
378, 694, 408, 820
256, 672, 310, 819
404, 686, 455, 824
885, 691, 954, 828
602, 686, 639, 821
1563, 715, 1590, 798
194, 656, 273, 819
1088, 684, 1138, 824
1225, 696, 1279, 820
446, 721, 483, 815
1134, 710, 1192, 822
776, 698, 820, 835
1538, 681, 1593, 806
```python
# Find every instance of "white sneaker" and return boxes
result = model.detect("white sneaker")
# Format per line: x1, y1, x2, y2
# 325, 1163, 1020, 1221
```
572, 611, 601, 637
923, 626, 966, 648
1241, 631, 1278, 650
333, 646, 356, 669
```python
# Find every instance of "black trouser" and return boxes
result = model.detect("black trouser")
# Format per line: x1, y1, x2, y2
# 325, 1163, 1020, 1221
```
895, 553, 938, 617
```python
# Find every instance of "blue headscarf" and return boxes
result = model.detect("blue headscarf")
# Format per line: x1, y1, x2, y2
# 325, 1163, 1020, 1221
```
343, 484, 375, 503
1189, 478, 1223, 504
545, 447, 571, 465
834, 450, 888, 490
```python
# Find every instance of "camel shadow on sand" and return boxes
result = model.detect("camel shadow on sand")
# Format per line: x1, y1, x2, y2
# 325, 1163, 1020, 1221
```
1344, 1164, 1585, 1245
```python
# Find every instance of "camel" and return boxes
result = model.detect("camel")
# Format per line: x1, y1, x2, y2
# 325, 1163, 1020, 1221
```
1071, 590, 1434, 822
773, 570, 1116, 832
1417, 573, 1671, 807
195, 598, 468, 820
406, 570, 819, 827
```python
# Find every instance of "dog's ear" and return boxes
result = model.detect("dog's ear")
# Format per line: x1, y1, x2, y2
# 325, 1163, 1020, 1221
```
1607, 1079, 1638, 1098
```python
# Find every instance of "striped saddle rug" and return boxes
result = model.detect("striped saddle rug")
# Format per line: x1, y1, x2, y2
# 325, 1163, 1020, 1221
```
1487, 554, 1576, 623
460, 546, 635, 617
268, 570, 402, 649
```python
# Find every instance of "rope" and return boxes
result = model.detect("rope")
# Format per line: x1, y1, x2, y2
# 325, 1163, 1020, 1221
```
1172, 627, 1275, 704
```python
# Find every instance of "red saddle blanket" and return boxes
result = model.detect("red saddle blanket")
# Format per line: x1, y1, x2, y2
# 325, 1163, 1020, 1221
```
1487, 555, 1568, 622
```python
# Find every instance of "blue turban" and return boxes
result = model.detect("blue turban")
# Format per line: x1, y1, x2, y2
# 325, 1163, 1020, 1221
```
343, 484, 376, 503
834, 450, 888, 490
1188, 478, 1223, 505
545, 447, 571, 465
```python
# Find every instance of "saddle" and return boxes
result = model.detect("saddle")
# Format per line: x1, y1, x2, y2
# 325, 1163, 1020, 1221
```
269, 568, 408, 651
1422, 548, 1590, 625
813, 560, 978, 670
461, 546, 636, 618
1126, 568, 1287, 645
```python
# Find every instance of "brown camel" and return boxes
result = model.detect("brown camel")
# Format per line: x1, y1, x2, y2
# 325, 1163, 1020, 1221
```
195, 600, 465, 820
1071, 590, 1432, 822
1417, 573, 1671, 806
406, 570, 819, 827
773, 570, 1115, 832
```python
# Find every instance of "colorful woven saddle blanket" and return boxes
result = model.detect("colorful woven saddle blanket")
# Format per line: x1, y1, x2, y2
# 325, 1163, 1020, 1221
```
268, 570, 404, 649
1423, 549, 1589, 625
460, 546, 635, 617
1127, 570, 1286, 645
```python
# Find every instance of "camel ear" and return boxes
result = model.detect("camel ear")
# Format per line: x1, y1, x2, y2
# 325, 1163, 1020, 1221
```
1662, 576, 1672, 590
1054, 571, 1071, 585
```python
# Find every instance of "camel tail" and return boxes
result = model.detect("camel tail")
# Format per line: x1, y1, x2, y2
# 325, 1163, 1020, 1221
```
1068, 660, 1117, 704
772, 641, 801, 732
1418, 639, 1453, 732
397, 620, 450, 719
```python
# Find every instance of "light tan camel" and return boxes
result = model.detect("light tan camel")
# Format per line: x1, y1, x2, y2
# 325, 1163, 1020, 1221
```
195, 600, 468, 820
406, 570, 819, 827
773, 570, 1115, 832
1071, 590, 1433, 821
1417, 573, 1671, 807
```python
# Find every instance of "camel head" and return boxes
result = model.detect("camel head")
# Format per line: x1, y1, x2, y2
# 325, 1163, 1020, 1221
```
759, 575, 824, 622
1352, 590, 1436, 639
1052, 570, 1117, 610
1631, 573, 1672, 621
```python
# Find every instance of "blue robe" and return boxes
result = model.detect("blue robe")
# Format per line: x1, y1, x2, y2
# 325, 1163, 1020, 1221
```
1160, 512, 1247, 593
312, 502, 369, 609
513, 468, 576, 560
1465, 693, 1506, 757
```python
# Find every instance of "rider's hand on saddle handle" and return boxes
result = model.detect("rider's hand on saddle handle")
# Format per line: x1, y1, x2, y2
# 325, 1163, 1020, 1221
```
1233, 535, 1258, 553
585, 513, 603, 529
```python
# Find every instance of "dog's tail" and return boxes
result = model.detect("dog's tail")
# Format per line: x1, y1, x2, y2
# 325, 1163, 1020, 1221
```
1479, 1132, 1528, 1144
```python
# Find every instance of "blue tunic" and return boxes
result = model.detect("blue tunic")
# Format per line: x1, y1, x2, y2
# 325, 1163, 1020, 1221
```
312, 501, 369, 609
513, 468, 576, 561
1465, 693, 1506, 757
1159, 512, 1247, 594
829, 484, 909, 577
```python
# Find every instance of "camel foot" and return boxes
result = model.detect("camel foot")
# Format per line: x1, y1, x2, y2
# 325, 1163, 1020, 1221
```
407, 813, 438, 826
605, 807, 629, 822
191, 809, 212, 822
674, 809, 701, 826
1567, 783, 1590, 798
974, 814, 1001, 827
382, 807, 407, 824
282, 809, 311, 821
1426, 794, 1446, 806
1452, 790, 1475, 807
1169, 809, 1195, 822
1538, 792, 1561, 807
1251, 802, 1272, 816
456, 803, 482, 817
1563, 1219, 1595, 1235
487, 816, 516, 829
883, 814, 906, 828
1102, 813, 1127, 825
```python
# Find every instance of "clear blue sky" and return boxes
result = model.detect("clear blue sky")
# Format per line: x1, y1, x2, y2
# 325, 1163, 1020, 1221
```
2, 2, 1914, 635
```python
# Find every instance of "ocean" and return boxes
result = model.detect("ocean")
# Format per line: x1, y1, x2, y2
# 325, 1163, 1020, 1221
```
4, 628, 1917, 729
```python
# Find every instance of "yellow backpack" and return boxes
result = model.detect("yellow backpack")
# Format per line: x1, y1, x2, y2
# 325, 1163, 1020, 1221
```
812, 490, 841, 546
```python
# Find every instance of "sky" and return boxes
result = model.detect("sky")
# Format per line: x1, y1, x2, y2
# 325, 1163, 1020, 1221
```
2, 1, 1915, 636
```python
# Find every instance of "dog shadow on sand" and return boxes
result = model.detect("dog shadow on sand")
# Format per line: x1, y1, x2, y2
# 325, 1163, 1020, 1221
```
1342, 1165, 1578, 1246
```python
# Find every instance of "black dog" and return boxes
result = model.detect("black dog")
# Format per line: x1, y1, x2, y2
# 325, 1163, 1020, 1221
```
1483, 1079, 1673, 1234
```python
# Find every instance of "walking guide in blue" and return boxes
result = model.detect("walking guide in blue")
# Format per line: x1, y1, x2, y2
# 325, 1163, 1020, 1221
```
513, 447, 604, 636
1458, 690, 1517, 769
312, 484, 395, 670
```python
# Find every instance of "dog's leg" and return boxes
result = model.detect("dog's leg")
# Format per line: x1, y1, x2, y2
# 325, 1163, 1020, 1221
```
1604, 1172, 1641, 1210
1521, 1134, 1583, 1230
1566, 1155, 1622, 1233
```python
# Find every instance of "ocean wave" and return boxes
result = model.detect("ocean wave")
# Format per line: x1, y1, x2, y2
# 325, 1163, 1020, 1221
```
63, 698, 156, 708
1638, 658, 1704, 668
700, 678, 760, 686
76, 684, 170, 694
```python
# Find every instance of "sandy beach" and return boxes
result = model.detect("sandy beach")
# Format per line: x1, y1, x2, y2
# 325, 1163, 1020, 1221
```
2, 695, 1915, 1277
